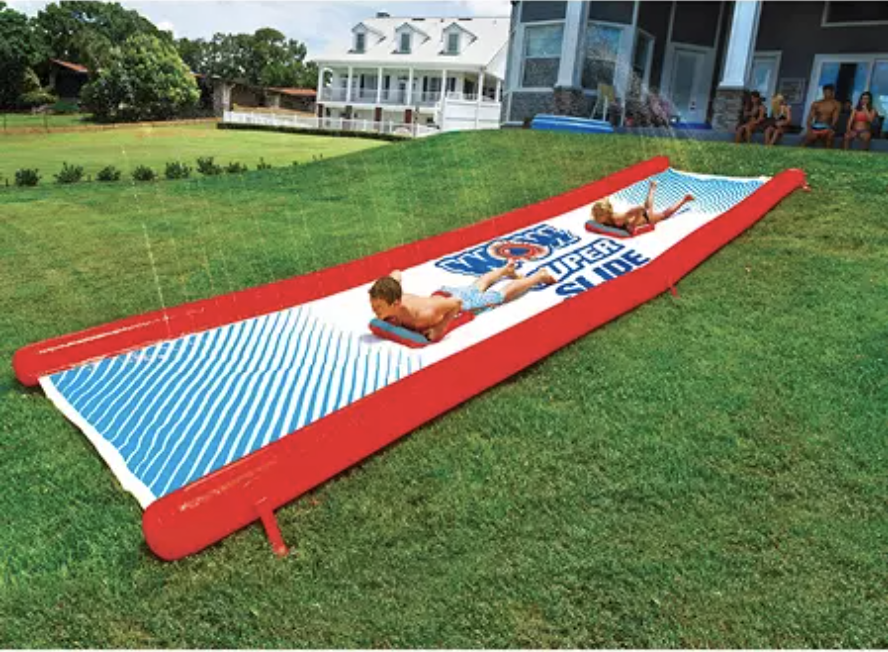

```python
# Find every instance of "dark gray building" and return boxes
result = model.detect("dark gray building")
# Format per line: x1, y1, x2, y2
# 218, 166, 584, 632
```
502, 1, 888, 130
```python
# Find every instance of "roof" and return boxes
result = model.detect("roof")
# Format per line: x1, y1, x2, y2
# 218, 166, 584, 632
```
314, 16, 510, 77
50, 59, 89, 74
267, 87, 317, 98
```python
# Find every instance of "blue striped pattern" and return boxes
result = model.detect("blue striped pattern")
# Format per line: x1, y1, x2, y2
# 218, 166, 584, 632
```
612, 168, 764, 216
49, 306, 421, 502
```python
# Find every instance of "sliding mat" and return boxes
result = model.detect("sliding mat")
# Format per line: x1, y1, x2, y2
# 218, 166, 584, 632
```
14, 157, 806, 559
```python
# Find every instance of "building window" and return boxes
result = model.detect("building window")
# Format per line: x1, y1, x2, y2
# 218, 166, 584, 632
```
582, 22, 622, 90
355, 33, 366, 53
400, 32, 412, 53
447, 32, 460, 54
823, 1, 888, 26
522, 23, 563, 88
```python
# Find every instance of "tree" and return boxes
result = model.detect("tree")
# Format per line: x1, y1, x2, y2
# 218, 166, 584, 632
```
0, 2, 47, 109
81, 33, 199, 122
178, 28, 316, 88
37, 1, 166, 70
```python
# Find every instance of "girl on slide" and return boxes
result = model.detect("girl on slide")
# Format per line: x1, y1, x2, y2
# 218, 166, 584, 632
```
591, 179, 694, 232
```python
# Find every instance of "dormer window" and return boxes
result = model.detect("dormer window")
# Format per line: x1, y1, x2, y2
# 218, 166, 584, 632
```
446, 32, 459, 54
355, 33, 366, 53
399, 32, 411, 53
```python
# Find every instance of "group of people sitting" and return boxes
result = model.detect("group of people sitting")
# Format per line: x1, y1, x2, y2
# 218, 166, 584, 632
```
734, 84, 880, 151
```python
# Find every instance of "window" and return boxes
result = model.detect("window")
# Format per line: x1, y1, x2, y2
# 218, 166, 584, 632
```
522, 23, 563, 88
823, 1, 888, 26
400, 32, 412, 53
582, 22, 622, 90
871, 60, 888, 114
632, 31, 653, 79
355, 33, 366, 53
447, 32, 460, 54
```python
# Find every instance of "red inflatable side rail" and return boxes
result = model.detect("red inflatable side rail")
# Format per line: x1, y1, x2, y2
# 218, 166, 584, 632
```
13, 156, 669, 386
142, 166, 806, 560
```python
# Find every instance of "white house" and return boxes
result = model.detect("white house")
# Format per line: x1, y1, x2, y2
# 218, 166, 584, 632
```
314, 12, 510, 132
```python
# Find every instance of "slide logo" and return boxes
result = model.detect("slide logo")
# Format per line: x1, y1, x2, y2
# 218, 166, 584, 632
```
435, 224, 579, 277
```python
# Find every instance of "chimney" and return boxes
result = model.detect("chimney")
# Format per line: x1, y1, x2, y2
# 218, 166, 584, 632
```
376, 11, 390, 18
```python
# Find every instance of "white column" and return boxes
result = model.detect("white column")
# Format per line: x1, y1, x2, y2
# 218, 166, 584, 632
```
475, 71, 486, 128
346, 66, 353, 102
718, 0, 762, 89
556, 1, 585, 87
441, 68, 447, 101
407, 68, 414, 104
316, 66, 324, 101
376, 67, 383, 103
495, 79, 502, 102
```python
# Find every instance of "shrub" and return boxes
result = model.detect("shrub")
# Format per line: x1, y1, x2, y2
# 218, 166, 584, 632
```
96, 165, 122, 182
51, 100, 81, 115
256, 158, 273, 170
15, 168, 40, 187
225, 161, 248, 174
132, 165, 157, 182
164, 161, 192, 180
196, 156, 223, 176
54, 162, 85, 184
292, 160, 300, 167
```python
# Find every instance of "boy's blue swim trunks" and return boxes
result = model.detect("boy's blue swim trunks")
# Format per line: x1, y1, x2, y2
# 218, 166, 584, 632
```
438, 284, 505, 314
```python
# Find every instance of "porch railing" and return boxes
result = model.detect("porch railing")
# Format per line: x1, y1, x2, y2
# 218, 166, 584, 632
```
223, 110, 440, 138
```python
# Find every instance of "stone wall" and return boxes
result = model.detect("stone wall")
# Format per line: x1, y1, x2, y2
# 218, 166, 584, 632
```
507, 91, 557, 124
711, 88, 745, 132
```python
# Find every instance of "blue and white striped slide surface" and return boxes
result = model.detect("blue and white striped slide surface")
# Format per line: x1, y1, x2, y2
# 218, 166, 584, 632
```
42, 169, 767, 507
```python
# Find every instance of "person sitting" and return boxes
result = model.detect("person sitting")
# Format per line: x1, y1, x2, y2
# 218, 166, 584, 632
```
368, 262, 556, 343
735, 91, 767, 144
843, 91, 877, 151
802, 84, 841, 148
764, 94, 792, 146
591, 179, 694, 232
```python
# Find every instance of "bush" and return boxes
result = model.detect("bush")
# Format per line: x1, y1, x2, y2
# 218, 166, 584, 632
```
96, 165, 122, 182
15, 169, 40, 187
54, 162, 85, 184
164, 161, 192, 180
225, 161, 248, 174
51, 100, 81, 115
132, 165, 157, 182
256, 158, 273, 170
292, 160, 300, 167
196, 156, 223, 176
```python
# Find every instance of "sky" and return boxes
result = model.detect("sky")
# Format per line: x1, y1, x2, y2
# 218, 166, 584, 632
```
8, 0, 513, 56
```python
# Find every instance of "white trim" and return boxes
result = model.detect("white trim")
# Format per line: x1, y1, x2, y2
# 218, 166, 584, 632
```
557, 1, 584, 87
820, 1, 888, 28
718, 0, 762, 89
665, 0, 677, 49
633, 28, 656, 93
40, 375, 156, 508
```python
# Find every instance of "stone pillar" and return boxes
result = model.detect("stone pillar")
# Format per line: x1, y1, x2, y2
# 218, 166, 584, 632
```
553, 86, 587, 117
712, 1, 761, 131
711, 89, 745, 131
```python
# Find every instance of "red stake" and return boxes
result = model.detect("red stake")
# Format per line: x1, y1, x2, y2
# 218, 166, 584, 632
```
256, 501, 289, 557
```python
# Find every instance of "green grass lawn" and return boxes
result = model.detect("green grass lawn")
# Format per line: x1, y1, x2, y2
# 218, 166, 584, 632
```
0, 122, 385, 184
1, 112, 93, 131
0, 131, 885, 647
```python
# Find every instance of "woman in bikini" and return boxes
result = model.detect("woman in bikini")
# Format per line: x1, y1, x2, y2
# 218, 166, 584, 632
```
591, 180, 694, 232
843, 91, 877, 151
764, 94, 792, 146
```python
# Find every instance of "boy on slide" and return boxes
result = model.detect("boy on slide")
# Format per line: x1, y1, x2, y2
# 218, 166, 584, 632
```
368, 261, 556, 342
